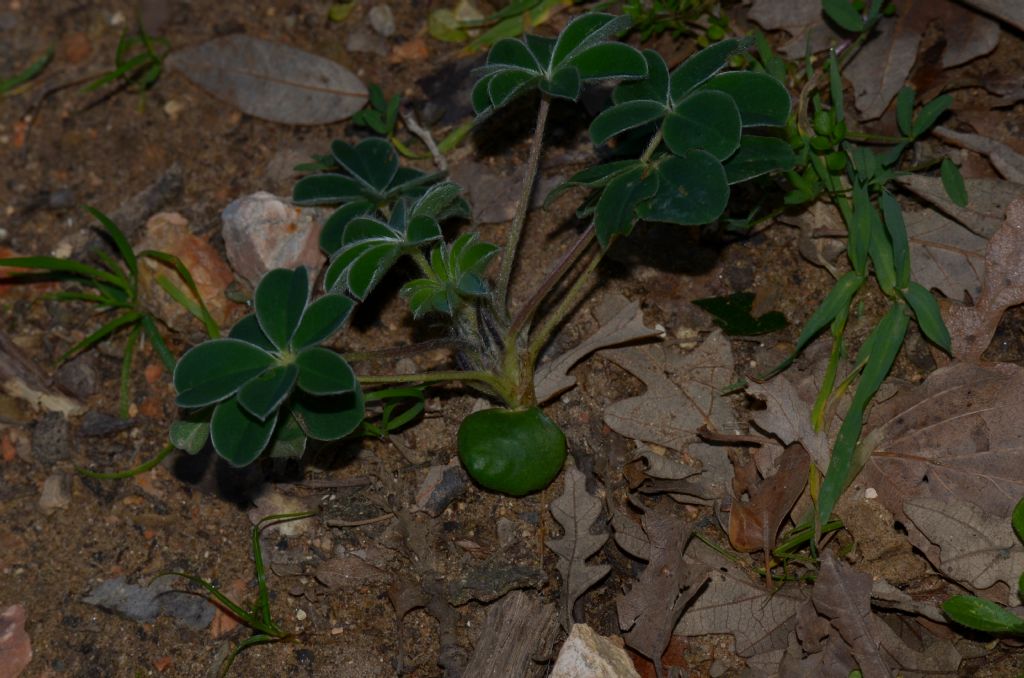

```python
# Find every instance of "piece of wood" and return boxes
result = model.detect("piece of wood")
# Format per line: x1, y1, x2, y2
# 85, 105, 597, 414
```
464, 590, 559, 678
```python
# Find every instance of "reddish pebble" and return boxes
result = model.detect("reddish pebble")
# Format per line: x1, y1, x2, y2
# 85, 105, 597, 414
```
143, 362, 163, 385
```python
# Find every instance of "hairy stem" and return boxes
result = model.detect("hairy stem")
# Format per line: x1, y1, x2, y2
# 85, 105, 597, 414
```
495, 94, 551, 314
343, 338, 466, 363
359, 369, 510, 399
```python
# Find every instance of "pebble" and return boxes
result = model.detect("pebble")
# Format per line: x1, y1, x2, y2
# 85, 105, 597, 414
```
54, 353, 99, 399
413, 459, 468, 517
345, 29, 389, 57
0, 605, 32, 677
31, 412, 71, 464
38, 472, 71, 515
368, 4, 395, 37
550, 624, 639, 678
221, 192, 327, 287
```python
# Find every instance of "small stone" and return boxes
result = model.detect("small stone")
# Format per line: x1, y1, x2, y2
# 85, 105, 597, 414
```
368, 4, 395, 37
62, 32, 92, 64
31, 412, 71, 464
54, 353, 99, 399
162, 99, 186, 119
345, 29, 389, 57
865, 487, 878, 499
295, 609, 307, 621
708, 658, 727, 678
221, 192, 328, 287
39, 472, 71, 515
248, 487, 316, 537
550, 624, 639, 678
77, 411, 134, 437
0, 604, 32, 677
110, 10, 125, 25
413, 459, 468, 517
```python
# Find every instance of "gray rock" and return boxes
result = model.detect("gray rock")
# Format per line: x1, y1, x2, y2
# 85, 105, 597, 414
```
221, 192, 328, 286
31, 412, 71, 464
82, 577, 215, 630
550, 624, 639, 678
345, 29, 389, 57
368, 4, 396, 37
77, 411, 134, 437
413, 460, 468, 517
38, 472, 71, 515
54, 353, 99, 399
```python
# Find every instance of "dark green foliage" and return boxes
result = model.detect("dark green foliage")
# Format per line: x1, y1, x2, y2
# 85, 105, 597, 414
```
401, 234, 500, 317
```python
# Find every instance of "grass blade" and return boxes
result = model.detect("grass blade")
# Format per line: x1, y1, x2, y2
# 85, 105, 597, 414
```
75, 442, 173, 479
85, 206, 138, 278
141, 314, 177, 371
0, 256, 126, 288
118, 323, 142, 418
0, 47, 53, 94
59, 310, 142, 363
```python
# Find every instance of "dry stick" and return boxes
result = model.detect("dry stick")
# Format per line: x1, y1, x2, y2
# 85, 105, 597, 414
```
401, 110, 447, 172
495, 95, 551, 314
325, 514, 394, 528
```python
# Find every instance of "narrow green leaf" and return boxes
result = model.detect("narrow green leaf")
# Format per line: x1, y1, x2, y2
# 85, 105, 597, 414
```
638, 151, 729, 225
210, 396, 277, 466
669, 38, 750, 104
296, 347, 356, 396
140, 249, 220, 338
331, 138, 399, 192
664, 91, 741, 161
590, 100, 667, 146
896, 87, 914, 137
255, 267, 309, 351
117, 322, 142, 419
551, 13, 630, 68
912, 94, 952, 138
943, 596, 1024, 635
822, 0, 865, 32
941, 158, 968, 208
174, 339, 276, 408
292, 174, 367, 205
320, 201, 375, 254
880, 191, 911, 289
290, 389, 365, 441
85, 206, 137, 279
904, 282, 951, 352
238, 364, 299, 420
723, 135, 796, 183
60, 310, 142, 364
0, 255, 127, 289
1013, 497, 1024, 545
868, 204, 897, 295
594, 168, 658, 247
569, 43, 646, 81
817, 304, 909, 525
702, 72, 791, 127
848, 182, 872, 275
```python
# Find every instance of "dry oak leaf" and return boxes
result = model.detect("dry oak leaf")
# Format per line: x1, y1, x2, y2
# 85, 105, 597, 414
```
548, 464, 611, 632
860, 361, 1024, 522
895, 174, 1019, 240
935, 126, 1024, 185
728, 443, 810, 555
904, 496, 1024, 604
747, 375, 831, 471
905, 208, 987, 303
616, 510, 708, 671
941, 197, 1024, 360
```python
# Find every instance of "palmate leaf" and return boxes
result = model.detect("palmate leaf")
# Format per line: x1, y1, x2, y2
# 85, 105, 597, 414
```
289, 294, 354, 350
238, 364, 299, 420
211, 396, 278, 466
255, 267, 309, 350
290, 389, 365, 440
637, 152, 729, 225
701, 71, 790, 127
594, 167, 658, 246
174, 338, 276, 408
722, 136, 796, 184
669, 37, 751, 104
295, 347, 357, 396
663, 90, 741, 161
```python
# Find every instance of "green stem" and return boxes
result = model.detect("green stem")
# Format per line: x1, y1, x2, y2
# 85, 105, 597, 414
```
76, 443, 173, 479
408, 249, 437, 282
495, 94, 551, 314
843, 131, 910, 144
358, 369, 509, 399
506, 222, 597, 342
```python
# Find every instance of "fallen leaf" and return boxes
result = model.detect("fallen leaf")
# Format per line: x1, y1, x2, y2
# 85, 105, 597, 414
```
905, 496, 1024, 604
747, 0, 841, 57
934, 126, 1024, 184
616, 510, 708, 671
860, 361, 1024, 522
845, 0, 998, 120
895, 174, 1018, 239
873, 613, 962, 676
547, 464, 611, 631
906, 208, 987, 302
0, 604, 31, 678
601, 330, 736, 496
676, 541, 806, 661
748, 375, 832, 471
941, 197, 1024, 360
780, 202, 847, 276
534, 294, 663, 404
611, 508, 650, 561
728, 444, 810, 555
956, 0, 1024, 32
166, 35, 368, 125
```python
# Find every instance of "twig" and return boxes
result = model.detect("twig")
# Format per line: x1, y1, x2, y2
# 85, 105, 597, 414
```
325, 514, 394, 528
401, 110, 447, 172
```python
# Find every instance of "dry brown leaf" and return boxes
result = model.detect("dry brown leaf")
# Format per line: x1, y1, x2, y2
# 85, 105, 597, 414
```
601, 331, 735, 496
894, 174, 1019, 239
956, 0, 1024, 31
905, 208, 987, 302
728, 444, 810, 555
611, 508, 650, 561
873, 614, 961, 676
935, 126, 1024, 184
845, 0, 998, 119
676, 541, 806, 661
616, 511, 708, 672
748, 376, 831, 471
534, 294, 663, 404
747, 0, 841, 58
941, 197, 1024, 360
904, 496, 1024, 604
860, 361, 1024, 522
547, 464, 611, 631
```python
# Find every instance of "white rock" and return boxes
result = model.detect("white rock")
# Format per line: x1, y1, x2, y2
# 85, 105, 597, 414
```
550, 624, 639, 678
221, 192, 328, 287
39, 472, 71, 515
368, 4, 396, 37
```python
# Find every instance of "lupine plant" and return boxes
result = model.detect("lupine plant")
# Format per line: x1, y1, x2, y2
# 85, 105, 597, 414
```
172, 13, 796, 494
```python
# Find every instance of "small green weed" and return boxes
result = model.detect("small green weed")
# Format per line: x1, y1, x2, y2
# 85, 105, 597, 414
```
0, 47, 53, 96
83, 23, 169, 104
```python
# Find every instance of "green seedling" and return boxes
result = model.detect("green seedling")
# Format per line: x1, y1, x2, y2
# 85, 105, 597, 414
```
943, 497, 1024, 635
351, 83, 473, 160
431, 0, 574, 53
0, 207, 217, 418
154, 511, 317, 677
84, 24, 169, 98
618, 0, 727, 42
171, 12, 796, 495
0, 47, 53, 96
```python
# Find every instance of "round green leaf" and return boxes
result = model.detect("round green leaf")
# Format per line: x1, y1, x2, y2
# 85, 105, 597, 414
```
539, 65, 581, 100
255, 267, 309, 350
702, 72, 790, 127
296, 347, 356, 396
638, 151, 729, 225
590, 100, 667, 146
292, 174, 366, 205
669, 38, 749, 104
569, 43, 647, 81
290, 294, 355, 350
331, 138, 399, 192
174, 338, 276, 408
664, 90, 741, 160
237, 363, 298, 421
722, 135, 797, 183
210, 396, 278, 466
290, 389, 365, 441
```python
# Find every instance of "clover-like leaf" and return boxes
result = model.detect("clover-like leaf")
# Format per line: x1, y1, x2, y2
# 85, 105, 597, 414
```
290, 294, 354, 350
664, 90, 741, 160
290, 389, 365, 440
237, 363, 299, 421
255, 267, 309, 350
701, 71, 790, 127
722, 135, 796, 184
401, 234, 499, 317
331, 138, 399, 192
228, 313, 276, 351
669, 37, 751, 104
319, 200, 375, 254
594, 167, 659, 247
210, 395, 279, 466
174, 339, 276, 408
296, 347, 358, 396
638, 151, 729, 225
